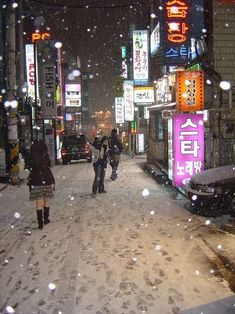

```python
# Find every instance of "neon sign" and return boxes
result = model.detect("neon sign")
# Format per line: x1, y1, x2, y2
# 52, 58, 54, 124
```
32, 32, 51, 43
160, 0, 191, 65
173, 114, 204, 187
177, 70, 204, 112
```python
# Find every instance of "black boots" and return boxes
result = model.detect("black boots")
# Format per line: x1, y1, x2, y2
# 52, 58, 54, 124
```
44, 207, 51, 224
36, 210, 43, 230
36, 208, 51, 229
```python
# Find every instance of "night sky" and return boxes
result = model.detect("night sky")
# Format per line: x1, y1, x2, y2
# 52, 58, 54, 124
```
25, 0, 151, 112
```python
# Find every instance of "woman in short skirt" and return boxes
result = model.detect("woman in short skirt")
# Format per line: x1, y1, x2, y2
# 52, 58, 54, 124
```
28, 139, 55, 229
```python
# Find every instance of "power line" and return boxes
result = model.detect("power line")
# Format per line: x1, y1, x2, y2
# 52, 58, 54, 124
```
28, 0, 148, 9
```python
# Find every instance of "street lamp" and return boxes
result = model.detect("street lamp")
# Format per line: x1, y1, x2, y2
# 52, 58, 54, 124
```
220, 80, 232, 109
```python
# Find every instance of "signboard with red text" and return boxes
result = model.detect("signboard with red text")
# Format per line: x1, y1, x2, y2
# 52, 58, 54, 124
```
25, 44, 35, 99
173, 114, 204, 187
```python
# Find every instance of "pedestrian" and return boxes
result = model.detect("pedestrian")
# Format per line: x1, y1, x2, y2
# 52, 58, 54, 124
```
27, 139, 55, 230
92, 135, 109, 195
109, 128, 123, 180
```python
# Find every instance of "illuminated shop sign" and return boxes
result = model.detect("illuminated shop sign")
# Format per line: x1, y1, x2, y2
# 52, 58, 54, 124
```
115, 97, 125, 124
25, 44, 35, 98
32, 32, 51, 43
134, 86, 154, 103
65, 84, 81, 107
133, 30, 149, 83
160, 0, 190, 65
124, 81, 134, 121
177, 70, 204, 112
150, 23, 160, 56
173, 114, 204, 187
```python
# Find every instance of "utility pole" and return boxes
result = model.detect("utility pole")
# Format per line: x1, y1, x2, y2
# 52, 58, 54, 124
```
5, 2, 20, 185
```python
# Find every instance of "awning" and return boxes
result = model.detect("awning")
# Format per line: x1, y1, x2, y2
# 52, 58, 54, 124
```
147, 102, 177, 111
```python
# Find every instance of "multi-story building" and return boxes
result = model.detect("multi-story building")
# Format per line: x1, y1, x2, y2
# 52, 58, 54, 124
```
147, 0, 235, 188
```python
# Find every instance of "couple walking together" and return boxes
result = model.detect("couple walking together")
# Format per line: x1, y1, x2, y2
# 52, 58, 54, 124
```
91, 128, 123, 195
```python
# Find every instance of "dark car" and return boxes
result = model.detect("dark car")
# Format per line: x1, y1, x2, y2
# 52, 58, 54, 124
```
61, 134, 92, 164
185, 165, 235, 216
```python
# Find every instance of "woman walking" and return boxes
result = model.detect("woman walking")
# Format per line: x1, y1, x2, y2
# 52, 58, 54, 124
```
27, 139, 55, 229
92, 136, 109, 195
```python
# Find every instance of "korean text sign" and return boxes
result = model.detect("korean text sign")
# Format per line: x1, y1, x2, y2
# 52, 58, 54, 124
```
160, 0, 191, 65
177, 70, 204, 112
133, 30, 149, 82
124, 81, 134, 121
173, 114, 204, 187
115, 97, 125, 124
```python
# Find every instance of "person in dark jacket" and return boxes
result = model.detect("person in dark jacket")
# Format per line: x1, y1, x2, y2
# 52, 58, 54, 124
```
92, 136, 109, 195
109, 128, 123, 181
28, 139, 55, 229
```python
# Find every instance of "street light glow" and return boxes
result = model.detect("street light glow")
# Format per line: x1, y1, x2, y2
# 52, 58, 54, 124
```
219, 81, 231, 91
55, 41, 62, 49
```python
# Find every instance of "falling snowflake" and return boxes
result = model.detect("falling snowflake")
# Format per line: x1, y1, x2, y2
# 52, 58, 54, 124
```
5, 306, 15, 313
14, 212, 21, 219
155, 245, 162, 251
142, 188, 150, 197
48, 283, 56, 290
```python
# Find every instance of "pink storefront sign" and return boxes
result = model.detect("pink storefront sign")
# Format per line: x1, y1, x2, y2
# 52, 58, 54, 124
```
173, 114, 204, 187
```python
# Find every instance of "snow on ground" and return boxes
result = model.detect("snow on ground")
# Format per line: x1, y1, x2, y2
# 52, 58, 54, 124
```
0, 155, 234, 314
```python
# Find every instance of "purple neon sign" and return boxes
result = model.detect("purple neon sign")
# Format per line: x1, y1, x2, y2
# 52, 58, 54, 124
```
173, 114, 204, 187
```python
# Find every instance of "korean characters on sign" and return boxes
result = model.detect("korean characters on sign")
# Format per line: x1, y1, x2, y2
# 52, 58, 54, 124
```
133, 30, 149, 82
177, 70, 204, 112
25, 44, 35, 99
115, 97, 125, 124
173, 114, 204, 187
161, 0, 191, 65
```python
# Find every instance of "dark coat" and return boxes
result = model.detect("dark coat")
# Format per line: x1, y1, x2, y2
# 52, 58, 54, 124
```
28, 140, 55, 187
109, 134, 123, 156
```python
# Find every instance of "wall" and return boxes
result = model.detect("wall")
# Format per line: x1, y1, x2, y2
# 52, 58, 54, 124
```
210, 1, 235, 166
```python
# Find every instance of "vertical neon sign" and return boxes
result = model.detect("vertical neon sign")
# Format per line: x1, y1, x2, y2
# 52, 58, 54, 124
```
173, 114, 204, 187
160, 0, 191, 65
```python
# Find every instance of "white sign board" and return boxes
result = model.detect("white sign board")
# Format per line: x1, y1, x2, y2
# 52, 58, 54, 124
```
124, 81, 134, 121
65, 84, 81, 107
150, 23, 160, 55
115, 97, 125, 124
133, 30, 149, 82
144, 107, 150, 119
25, 44, 35, 99
134, 87, 154, 103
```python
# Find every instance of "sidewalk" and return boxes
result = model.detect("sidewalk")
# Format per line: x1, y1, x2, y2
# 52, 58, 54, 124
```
0, 168, 29, 191
144, 158, 235, 292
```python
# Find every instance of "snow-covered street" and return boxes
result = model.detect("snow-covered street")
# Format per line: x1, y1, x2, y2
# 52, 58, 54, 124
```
0, 155, 234, 314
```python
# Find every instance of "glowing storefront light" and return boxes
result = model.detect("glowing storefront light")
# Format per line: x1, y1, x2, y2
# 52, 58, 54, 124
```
173, 114, 204, 187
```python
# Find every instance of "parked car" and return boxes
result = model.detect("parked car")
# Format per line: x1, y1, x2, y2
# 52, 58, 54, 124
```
185, 165, 235, 216
61, 134, 92, 165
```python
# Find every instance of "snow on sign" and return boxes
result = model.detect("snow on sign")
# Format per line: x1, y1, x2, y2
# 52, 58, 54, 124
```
173, 114, 204, 187
115, 97, 125, 124
134, 87, 154, 104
